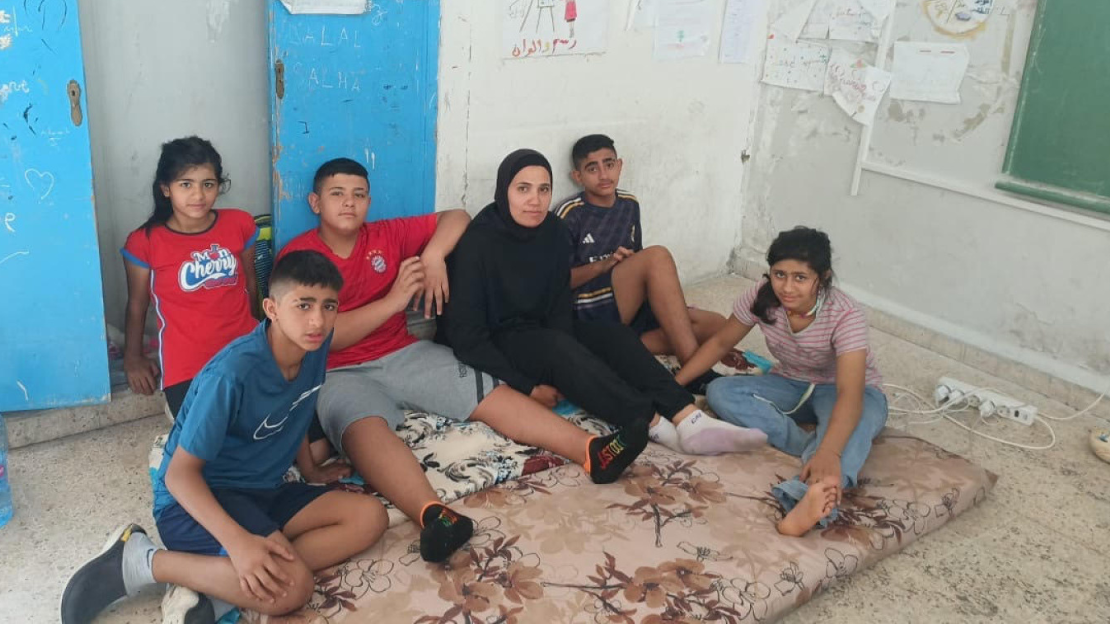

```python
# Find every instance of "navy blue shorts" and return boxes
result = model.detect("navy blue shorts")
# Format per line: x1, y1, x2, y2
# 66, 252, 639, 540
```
628, 303, 661, 335
155, 482, 329, 555
574, 273, 660, 337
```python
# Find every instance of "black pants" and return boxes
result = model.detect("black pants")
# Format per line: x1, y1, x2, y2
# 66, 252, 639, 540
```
494, 321, 692, 427
163, 379, 192, 419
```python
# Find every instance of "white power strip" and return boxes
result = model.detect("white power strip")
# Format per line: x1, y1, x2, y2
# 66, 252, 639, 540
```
936, 376, 1037, 426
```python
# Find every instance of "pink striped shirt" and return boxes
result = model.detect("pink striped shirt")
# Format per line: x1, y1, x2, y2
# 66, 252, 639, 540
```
733, 283, 882, 388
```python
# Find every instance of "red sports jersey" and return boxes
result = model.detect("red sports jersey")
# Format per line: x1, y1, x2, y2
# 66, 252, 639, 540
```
279, 214, 437, 370
121, 209, 259, 388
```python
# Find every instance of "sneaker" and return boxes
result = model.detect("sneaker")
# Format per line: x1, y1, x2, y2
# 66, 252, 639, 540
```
419, 504, 475, 563
162, 584, 216, 624
60, 524, 144, 624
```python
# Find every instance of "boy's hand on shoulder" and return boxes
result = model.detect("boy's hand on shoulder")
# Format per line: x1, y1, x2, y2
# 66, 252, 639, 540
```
386, 256, 426, 313
225, 533, 297, 604
124, 354, 160, 395
418, 251, 449, 319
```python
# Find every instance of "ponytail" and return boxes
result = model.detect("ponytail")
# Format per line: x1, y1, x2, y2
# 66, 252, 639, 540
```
141, 179, 174, 234
750, 275, 780, 325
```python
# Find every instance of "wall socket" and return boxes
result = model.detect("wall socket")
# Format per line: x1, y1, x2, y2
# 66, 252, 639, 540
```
936, 376, 1037, 426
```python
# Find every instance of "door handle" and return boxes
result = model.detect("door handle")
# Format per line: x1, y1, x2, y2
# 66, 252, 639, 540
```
275, 59, 285, 99
67, 80, 82, 126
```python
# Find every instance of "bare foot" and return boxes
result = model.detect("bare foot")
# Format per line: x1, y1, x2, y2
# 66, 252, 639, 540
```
776, 476, 838, 537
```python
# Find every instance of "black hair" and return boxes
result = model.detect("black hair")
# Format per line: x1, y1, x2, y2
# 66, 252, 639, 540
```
313, 157, 369, 194
751, 226, 834, 325
268, 250, 344, 298
142, 136, 227, 233
571, 134, 617, 169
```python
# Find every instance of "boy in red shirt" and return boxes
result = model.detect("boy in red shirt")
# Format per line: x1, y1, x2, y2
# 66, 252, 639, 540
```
280, 158, 648, 563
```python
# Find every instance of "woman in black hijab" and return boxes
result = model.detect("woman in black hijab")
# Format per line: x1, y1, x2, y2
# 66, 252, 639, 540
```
441, 149, 766, 456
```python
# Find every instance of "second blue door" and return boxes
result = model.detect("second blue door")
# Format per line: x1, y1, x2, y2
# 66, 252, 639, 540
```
268, 0, 440, 250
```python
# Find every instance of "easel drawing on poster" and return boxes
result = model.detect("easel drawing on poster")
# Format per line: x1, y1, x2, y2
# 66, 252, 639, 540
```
503, 0, 604, 58
516, 0, 578, 37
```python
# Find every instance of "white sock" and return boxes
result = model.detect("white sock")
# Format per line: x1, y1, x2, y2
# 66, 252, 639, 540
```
675, 409, 767, 456
122, 530, 159, 595
648, 417, 684, 453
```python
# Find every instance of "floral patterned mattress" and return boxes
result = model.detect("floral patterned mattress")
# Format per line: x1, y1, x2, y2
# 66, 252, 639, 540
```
147, 406, 995, 623
148, 408, 612, 529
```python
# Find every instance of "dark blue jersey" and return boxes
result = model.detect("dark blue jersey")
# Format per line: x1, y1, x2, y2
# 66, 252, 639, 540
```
553, 190, 642, 321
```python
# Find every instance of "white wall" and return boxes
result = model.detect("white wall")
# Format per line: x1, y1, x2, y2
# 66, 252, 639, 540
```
82, 0, 760, 331
79, 0, 271, 331
436, 1, 760, 287
66, 1, 1110, 396
738, 0, 1110, 392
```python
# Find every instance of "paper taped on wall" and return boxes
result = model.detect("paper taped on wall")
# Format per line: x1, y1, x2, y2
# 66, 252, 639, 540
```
761, 34, 830, 91
889, 42, 969, 104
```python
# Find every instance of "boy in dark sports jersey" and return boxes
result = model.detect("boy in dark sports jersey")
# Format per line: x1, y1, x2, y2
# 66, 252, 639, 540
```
554, 134, 726, 385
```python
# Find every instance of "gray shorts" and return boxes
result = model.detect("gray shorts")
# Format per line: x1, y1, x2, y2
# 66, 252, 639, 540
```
316, 340, 501, 450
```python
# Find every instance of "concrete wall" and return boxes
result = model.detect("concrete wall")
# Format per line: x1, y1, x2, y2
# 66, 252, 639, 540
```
436, 0, 760, 287
79, 0, 271, 331
738, 0, 1110, 393
83, 0, 760, 332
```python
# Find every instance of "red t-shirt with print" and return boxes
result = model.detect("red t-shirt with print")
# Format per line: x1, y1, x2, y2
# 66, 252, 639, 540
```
278, 214, 437, 370
121, 209, 259, 388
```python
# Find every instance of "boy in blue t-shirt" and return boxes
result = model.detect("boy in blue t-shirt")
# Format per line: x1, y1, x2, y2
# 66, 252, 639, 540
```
62, 250, 387, 622
554, 134, 726, 391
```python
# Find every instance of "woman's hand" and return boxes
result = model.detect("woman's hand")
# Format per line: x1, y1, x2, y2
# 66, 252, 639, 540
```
529, 384, 561, 408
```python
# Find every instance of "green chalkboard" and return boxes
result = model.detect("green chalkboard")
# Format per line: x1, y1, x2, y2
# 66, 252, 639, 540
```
996, 0, 1110, 215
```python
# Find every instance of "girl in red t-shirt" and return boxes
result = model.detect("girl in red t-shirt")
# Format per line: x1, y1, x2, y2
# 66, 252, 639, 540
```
120, 136, 259, 417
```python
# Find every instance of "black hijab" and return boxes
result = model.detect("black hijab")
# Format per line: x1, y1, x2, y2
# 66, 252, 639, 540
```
489, 148, 555, 241
439, 148, 574, 391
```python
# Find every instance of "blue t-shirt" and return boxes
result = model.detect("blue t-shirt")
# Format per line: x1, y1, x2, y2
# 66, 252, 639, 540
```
152, 321, 330, 517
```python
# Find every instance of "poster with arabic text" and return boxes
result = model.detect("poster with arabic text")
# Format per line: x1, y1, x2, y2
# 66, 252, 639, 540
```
503, 0, 609, 59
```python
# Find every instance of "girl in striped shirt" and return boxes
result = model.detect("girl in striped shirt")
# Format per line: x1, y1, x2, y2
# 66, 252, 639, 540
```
676, 227, 887, 536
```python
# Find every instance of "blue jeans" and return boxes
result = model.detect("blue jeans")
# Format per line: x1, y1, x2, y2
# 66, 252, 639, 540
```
706, 374, 888, 526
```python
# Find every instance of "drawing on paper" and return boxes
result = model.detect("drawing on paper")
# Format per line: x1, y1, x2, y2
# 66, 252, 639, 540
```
923, 0, 993, 38
889, 42, 969, 104
761, 34, 831, 92
653, 0, 715, 60
504, 0, 608, 58
824, 48, 891, 125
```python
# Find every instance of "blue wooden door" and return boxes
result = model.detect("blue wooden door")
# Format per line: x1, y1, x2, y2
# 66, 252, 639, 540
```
268, 1, 440, 250
0, 2, 108, 410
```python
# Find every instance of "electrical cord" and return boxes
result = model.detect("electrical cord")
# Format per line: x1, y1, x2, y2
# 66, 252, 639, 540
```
1036, 392, 1109, 426
883, 383, 1059, 451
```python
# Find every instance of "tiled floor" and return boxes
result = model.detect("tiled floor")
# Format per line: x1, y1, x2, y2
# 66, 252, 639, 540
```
2, 275, 1107, 623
